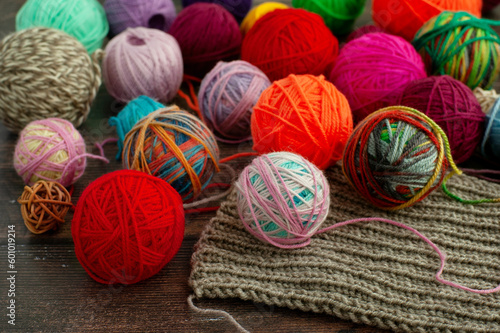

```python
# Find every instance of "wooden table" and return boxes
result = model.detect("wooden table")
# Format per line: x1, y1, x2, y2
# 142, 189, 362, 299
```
1, 1, 499, 332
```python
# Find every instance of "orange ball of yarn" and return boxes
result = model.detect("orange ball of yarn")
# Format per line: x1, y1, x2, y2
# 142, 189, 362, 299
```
251, 74, 353, 170
372, 0, 482, 41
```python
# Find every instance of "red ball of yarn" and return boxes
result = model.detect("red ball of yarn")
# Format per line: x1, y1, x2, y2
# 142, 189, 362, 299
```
72, 170, 185, 284
251, 74, 353, 170
241, 8, 339, 82
398, 76, 485, 164
169, 3, 241, 77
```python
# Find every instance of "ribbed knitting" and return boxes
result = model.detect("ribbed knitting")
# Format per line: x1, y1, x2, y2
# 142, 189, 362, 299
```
190, 165, 500, 332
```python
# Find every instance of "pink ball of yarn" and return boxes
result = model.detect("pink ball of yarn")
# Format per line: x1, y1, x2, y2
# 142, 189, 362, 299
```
169, 3, 242, 77
330, 32, 427, 122
398, 76, 485, 164
104, 0, 177, 36
198, 60, 271, 143
14, 118, 94, 187
102, 27, 183, 103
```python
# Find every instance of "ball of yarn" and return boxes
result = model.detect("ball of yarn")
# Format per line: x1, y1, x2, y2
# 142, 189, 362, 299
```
18, 180, 72, 234
198, 61, 271, 143
16, 0, 109, 54
399, 76, 485, 164
240, 2, 289, 35
102, 27, 183, 103
252, 74, 353, 170
482, 98, 500, 159
14, 118, 109, 187
413, 11, 500, 90
104, 0, 177, 36
0, 28, 102, 133
292, 0, 366, 36
474, 87, 500, 115
483, 0, 500, 13
109, 96, 165, 160
343, 106, 451, 210
72, 169, 185, 284
235, 152, 330, 248
330, 32, 427, 123
123, 106, 220, 201
372, 0, 482, 41
182, 0, 252, 23
169, 3, 241, 77
241, 8, 339, 82
346, 24, 384, 42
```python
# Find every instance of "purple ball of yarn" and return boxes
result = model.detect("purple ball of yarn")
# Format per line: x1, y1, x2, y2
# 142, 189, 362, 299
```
102, 27, 183, 103
198, 60, 271, 143
104, 0, 177, 37
346, 25, 384, 43
329, 32, 427, 123
182, 0, 252, 23
169, 3, 242, 77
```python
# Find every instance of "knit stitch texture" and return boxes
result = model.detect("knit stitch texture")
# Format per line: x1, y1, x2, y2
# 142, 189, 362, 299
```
190, 165, 500, 332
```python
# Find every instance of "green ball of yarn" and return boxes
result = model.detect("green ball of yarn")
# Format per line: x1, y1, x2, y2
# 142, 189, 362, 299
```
16, 0, 109, 54
292, 0, 366, 35
413, 11, 500, 90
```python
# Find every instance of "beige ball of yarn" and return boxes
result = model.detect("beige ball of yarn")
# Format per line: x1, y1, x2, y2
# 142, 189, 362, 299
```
0, 27, 102, 132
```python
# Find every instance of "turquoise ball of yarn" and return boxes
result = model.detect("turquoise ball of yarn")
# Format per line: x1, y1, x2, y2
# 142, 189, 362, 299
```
16, 0, 109, 54
108, 96, 165, 160
482, 98, 500, 160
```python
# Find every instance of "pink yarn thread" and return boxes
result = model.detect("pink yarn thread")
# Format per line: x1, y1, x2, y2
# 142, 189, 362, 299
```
14, 118, 109, 187
102, 27, 183, 103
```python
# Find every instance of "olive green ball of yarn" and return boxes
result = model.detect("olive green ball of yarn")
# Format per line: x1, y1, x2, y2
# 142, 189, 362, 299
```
292, 0, 366, 36
16, 0, 109, 54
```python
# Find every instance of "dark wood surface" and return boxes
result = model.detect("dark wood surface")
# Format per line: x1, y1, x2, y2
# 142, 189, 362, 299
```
1, 1, 499, 332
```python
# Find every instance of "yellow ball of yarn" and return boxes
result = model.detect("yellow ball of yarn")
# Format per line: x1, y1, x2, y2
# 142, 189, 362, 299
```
240, 2, 289, 35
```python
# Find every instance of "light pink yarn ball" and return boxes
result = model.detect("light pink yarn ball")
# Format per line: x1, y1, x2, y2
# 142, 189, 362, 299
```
102, 27, 183, 103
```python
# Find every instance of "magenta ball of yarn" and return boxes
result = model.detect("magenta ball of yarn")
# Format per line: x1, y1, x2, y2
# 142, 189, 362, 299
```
102, 27, 183, 103
346, 25, 384, 43
104, 0, 177, 36
169, 3, 242, 77
399, 76, 485, 164
329, 32, 427, 122
181, 0, 252, 23
198, 60, 271, 143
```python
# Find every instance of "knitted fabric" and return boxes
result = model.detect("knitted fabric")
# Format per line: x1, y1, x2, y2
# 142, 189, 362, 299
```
190, 165, 500, 332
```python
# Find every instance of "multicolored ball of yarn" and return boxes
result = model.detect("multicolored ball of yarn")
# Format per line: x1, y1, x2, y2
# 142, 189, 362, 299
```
240, 2, 289, 35
104, 0, 177, 36
482, 98, 500, 160
102, 27, 183, 103
108, 96, 165, 160
182, 0, 252, 23
292, 0, 366, 36
413, 11, 500, 90
14, 118, 109, 187
123, 106, 220, 202
235, 152, 330, 249
252, 74, 353, 170
18, 180, 72, 234
16, 0, 109, 54
342, 106, 458, 210
198, 60, 271, 143
241, 8, 339, 82
72, 169, 185, 284
372, 0, 482, 41
169, 3, 241, 77
0, 28, 102, 133
330, 32, 427, 122
399, 76, 485, 164
346, 24, 384, 42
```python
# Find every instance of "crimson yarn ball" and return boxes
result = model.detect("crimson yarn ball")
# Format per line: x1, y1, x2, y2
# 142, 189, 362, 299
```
181, 0, 252, 23
241, 8, 339, 82
169, 3, 241, 77
330, 32, 427, 123
72, 170, 185, 284
398, 76, 485, 164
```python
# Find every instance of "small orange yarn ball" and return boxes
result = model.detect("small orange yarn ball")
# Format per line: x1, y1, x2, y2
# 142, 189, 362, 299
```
251, 74, 353, 170
372, 0, 482, 41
